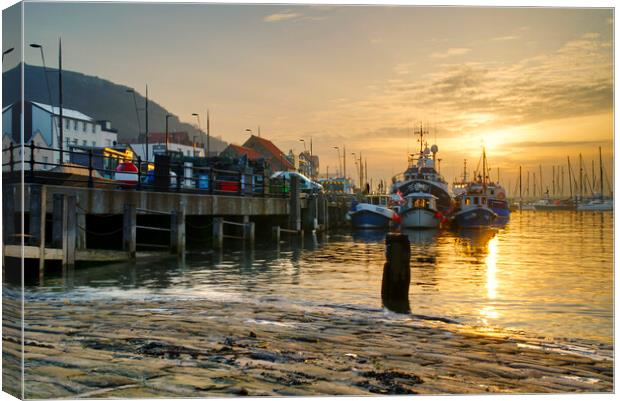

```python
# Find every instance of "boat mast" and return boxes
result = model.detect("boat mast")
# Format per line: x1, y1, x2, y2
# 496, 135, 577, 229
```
599, 146, 604, 197
533, 172, 536, 198
567, 156, 574, 200
552, 165, 556, 197
579, 153, 583, 200
561, 166, 565, 197
519, 165, 522, 206
591, 159, 596, 197
539, 165, 543, 197
482, 147, 487, 192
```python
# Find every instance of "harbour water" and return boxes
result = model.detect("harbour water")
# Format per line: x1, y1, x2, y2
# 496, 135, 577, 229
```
26, 210, 613, 346
5, 210, 613, 397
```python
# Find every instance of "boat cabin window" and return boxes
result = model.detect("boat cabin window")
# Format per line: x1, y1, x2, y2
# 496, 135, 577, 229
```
465, 197, 471, 206
482, 197, 486, 204
473, 197, 479, 205
414, 198, 427, 208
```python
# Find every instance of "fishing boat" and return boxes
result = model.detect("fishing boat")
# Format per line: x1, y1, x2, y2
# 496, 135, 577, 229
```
391, 123, 452, 213
533, 195, 576, 211
347, 198, 396, 229
451, 148, 497, 228
400, 191, 441, 229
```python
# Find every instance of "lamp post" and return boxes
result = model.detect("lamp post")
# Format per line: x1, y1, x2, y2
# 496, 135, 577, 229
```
192, 135, 199, 157
165, 114, 173, 153
191, 113, 201, 157
2, 47, 14, 60
29, 44, 56, 148
333, 146, 341, 177
125, 89, 143, 154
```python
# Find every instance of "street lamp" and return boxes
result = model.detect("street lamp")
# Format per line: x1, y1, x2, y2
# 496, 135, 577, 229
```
333, 146, 341, 177
192, 135, 199, 157
191, 113, 202, 157
165, 114, 173, 153
2, 47, 14, 60
125, 89, 143, 153
29, 43, 56, 147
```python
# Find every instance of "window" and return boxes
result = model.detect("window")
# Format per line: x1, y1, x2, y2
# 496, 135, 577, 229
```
465, 198, 471, 205
43, 156, 48, 164
106, 139, 111, 146
72, 139, 78, 145
65, 119, 70, 129
92, 141, 96, 146
482, 197, 486, 204
73, 120, 78, 130
82, 140, 87, 146
83, 122, 87, 132
473, 197, 479, 205
92, 124, 96, 133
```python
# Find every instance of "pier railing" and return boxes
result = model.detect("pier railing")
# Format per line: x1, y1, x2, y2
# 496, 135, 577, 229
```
2, 142, 290, 198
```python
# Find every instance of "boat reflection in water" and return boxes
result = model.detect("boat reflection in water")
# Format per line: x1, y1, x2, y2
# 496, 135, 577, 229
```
351, 229, 389, 243
454, 228, 498, 259
403, 228, 439, 246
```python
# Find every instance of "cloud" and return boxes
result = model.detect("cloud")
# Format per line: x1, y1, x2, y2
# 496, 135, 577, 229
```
430, 47, 471, 59
263, 10, 303, 22
492, 35, 520, 41
310, 32, 612, 143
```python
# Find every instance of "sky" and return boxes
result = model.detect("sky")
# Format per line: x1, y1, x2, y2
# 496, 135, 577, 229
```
3, 2, 614, 192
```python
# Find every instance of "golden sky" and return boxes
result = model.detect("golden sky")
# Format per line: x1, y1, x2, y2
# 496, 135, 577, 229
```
10, 4, 614, 189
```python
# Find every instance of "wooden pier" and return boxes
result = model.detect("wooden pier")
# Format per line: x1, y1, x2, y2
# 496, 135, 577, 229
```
2, 176, 339, 276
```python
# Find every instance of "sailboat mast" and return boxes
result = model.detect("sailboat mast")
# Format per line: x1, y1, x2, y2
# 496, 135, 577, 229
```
519, 165, 522, 204
539, 165, 543, 196
561, 166, 565, 197
482, 147, 487, 191
567, 156, 573, 200
552, 166, 556, 196
579, 153, 583, 199
599, 146, 604, 197
591, 160, 596, 196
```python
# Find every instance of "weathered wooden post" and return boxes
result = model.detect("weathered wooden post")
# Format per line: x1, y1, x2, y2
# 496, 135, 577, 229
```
289, 175, 301, 232
212, 217, 223, 249
381, 233, 411, 314
304, 193, 318, 231
272, 226, 281, 243
2, 185, 15, 246
243, 216, 255, 245
76, 212, 87, 250
52, 194, 65, 248
123, 204, 136, 258
317, 193, 326, 230
63, 196, 77, 268
170, 209, 185, 255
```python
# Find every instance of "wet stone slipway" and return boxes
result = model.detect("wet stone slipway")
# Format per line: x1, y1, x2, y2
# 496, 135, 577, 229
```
3, 292, 613, 398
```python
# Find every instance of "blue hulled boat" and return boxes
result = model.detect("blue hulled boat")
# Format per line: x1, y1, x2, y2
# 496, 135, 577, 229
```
347, 199, 396, 229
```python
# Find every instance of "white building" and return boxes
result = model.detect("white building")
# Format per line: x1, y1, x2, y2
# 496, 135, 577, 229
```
2, 101, 118, 169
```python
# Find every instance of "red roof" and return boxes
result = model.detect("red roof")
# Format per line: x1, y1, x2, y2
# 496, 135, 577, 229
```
243, 135, 294, 170
226, 144, 263, 160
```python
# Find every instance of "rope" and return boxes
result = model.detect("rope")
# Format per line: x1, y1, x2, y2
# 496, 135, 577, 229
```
77, 225, 123, 236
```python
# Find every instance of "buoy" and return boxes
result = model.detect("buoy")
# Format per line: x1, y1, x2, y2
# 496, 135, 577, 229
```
115, 161, 139, 187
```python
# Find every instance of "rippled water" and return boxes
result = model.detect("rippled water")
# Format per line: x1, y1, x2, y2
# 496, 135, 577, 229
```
25, 210, 613, 345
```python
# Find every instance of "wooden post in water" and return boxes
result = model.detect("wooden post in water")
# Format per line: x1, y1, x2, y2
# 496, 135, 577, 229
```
76, 211, 86, 250
212, 217, 223, 249
381, 233, 411, 314
272, 226, 281, 243
123, 204, 136, 258
170, 209, 185, 255
2, 185, 15, 246
289, 175, 301, 232
63, 196, 77, 268
52, 194, 65, 248
29, 185, 47, 272
243, 216, 255, 245
304, 193, 318, 231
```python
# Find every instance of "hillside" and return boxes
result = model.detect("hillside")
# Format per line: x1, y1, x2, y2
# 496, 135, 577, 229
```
2, 64, 227, 151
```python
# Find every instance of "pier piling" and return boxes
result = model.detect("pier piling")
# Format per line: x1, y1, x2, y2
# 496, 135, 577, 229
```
170, 209, 186, 255
213, 217, 224, 249
123, 204, 137, 258
289, 175, 301, 231
62, 196, 77, 269
381, 233, 411, 313
2, 185, 15, 246
52, 194, 64, 248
